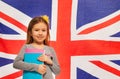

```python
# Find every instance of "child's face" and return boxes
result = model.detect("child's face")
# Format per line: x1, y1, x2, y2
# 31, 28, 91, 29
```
31, 22, 47, 44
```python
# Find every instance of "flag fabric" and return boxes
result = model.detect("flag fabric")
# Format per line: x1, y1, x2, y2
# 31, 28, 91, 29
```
0, 0, 120, 79
70, 0, 120, 79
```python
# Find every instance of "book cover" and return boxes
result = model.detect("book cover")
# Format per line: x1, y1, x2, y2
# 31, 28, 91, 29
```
23, 48, 44, 79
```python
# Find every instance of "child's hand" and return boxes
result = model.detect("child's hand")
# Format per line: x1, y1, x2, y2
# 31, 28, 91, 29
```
38, 54, 47, 62
37, 64, 46, 75
38, 54, 53, 65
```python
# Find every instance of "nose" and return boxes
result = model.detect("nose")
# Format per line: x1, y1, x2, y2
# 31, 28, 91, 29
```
39, 30, 43, 34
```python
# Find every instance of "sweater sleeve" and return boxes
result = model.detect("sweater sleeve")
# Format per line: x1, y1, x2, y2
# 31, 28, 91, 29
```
13, 45, 39, 72
49, 47, 60, 75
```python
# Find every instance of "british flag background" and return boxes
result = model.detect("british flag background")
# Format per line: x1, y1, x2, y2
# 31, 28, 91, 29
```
0, 0, 120, 79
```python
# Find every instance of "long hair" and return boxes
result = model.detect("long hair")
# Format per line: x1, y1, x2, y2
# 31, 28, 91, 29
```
26, 16, 50, 45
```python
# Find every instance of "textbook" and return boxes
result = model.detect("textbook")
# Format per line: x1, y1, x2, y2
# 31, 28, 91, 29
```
23, 48, 44, 79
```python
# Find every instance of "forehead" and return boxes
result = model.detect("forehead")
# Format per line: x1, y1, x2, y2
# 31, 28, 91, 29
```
33, 22, 47, 29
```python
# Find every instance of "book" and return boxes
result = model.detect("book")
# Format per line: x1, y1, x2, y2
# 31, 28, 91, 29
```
23, 48, 44, 79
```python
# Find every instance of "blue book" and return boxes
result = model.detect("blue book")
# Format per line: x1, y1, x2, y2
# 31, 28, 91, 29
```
23, 48, 44, 79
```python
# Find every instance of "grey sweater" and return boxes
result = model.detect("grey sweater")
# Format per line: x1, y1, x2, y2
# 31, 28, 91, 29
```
13, 44, 60, 79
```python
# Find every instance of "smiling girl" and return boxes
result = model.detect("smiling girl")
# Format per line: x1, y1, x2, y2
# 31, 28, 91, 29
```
13, 15, 60, 79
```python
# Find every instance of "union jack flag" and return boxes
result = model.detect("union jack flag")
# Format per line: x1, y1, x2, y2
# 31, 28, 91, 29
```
0, 0, 120, 79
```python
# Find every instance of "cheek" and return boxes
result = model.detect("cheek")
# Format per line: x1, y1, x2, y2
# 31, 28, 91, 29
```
32, 31, 38, 35
43, 31, 47, 35
45, 32, 48, 37
45, 32, 47, 35
43, 33, 47, 39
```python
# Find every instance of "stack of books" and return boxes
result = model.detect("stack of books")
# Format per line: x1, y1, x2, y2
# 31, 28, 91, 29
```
23, 48, 44, 79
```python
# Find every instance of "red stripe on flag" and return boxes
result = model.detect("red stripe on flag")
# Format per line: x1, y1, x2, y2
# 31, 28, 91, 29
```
90, 61, 120, 76
55, 0, 72, 79
79, 14, 120, 34
0, 12, 27, 32
0, 38, 25, 54
1, 71, 22, 79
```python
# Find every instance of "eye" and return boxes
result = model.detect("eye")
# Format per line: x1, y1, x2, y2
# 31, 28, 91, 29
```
42, 29, 47, 32
35, 29, 39, 31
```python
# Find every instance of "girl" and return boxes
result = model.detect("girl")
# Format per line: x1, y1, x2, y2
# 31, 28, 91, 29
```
13, 15, 60, 79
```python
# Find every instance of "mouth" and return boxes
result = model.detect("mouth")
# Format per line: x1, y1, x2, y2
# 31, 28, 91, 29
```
37, 36, 44, 39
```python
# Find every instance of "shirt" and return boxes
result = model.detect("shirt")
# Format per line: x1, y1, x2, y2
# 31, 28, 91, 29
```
13, 44, 60, 79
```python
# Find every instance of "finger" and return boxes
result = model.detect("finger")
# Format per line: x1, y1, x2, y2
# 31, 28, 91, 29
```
43, 65, 46, 67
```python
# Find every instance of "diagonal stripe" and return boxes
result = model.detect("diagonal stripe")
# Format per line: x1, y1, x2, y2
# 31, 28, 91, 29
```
1, 18, 26, 35
1, 71, 22, 79
16, 76, 22, 79
0, 12, 27, 32
0, 23, 19, 34
0, 1, 31, 26
79, 14, 120, 34
90, 61, 120, 76
111, 60, 120, 66
77, 67, 98, 79
0, 52, 16, 59
0, 57, 13, 67
111, 32, 120, 37
0, 63, 20, 78
71, 55, 120, 79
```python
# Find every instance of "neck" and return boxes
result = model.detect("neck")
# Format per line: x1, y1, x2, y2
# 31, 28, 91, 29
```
31, 42, 45, 49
